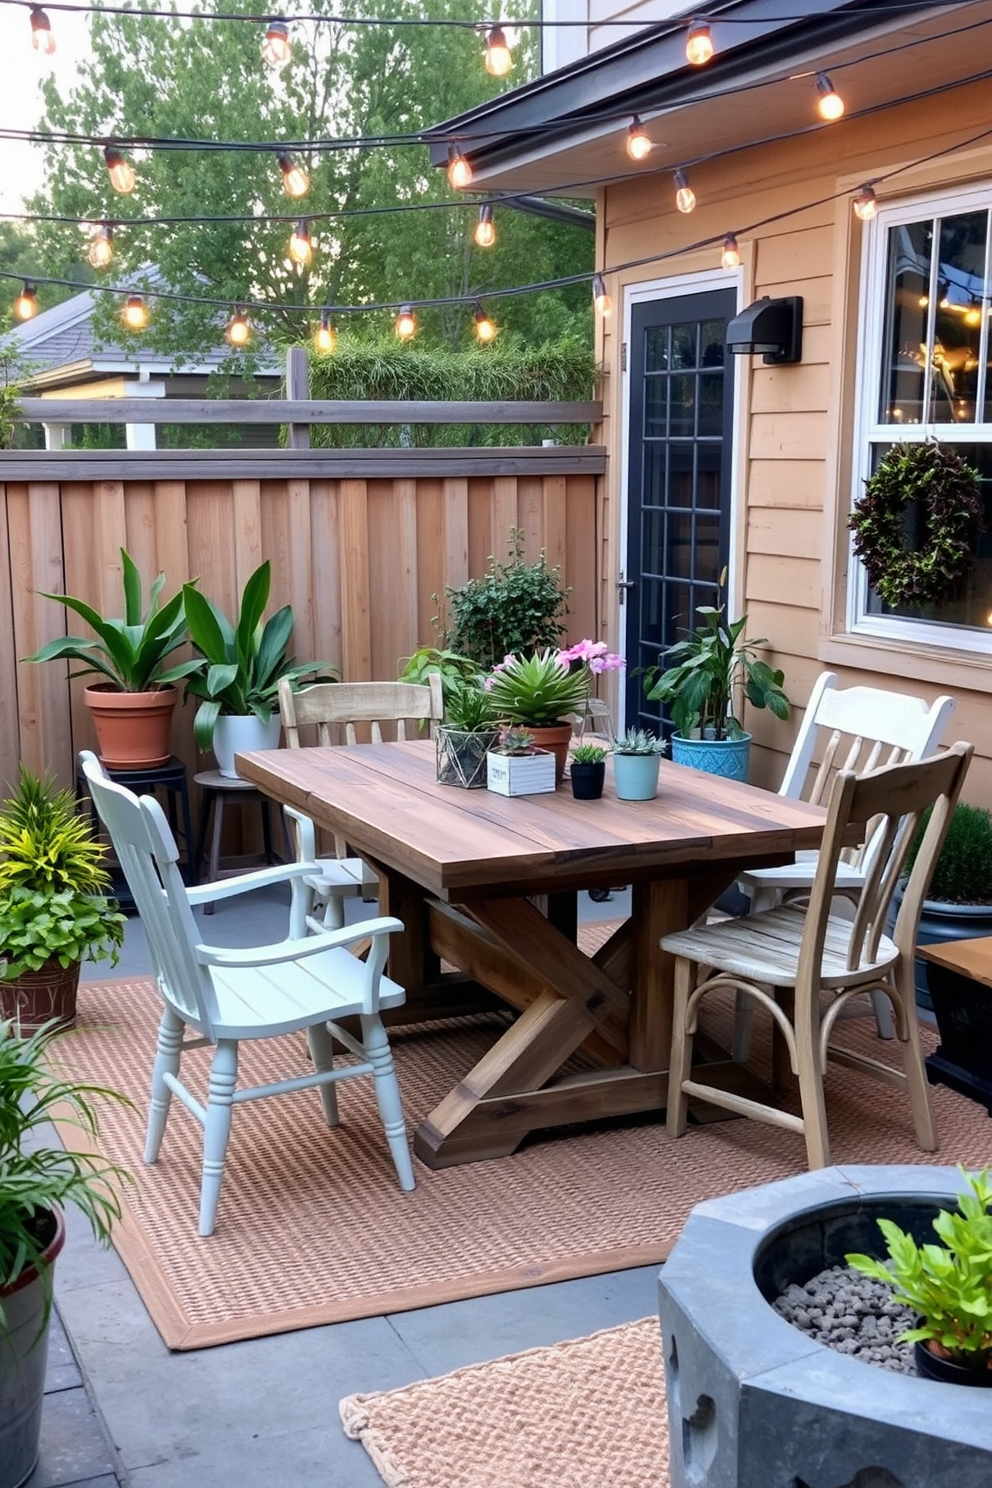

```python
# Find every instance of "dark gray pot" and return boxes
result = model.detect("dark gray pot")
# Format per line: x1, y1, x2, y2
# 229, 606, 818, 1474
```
0, 1207, 65, 1488
890, 884, 992, 1011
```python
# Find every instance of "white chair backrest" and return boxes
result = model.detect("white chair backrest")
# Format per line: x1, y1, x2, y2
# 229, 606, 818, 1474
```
279, 676, 444, 747
80, 752, 222, 1039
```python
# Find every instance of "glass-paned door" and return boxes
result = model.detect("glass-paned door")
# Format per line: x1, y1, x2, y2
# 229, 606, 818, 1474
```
624, 290, 737, 734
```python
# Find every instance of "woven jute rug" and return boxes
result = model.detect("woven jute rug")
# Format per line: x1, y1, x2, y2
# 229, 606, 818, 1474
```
53, 921, 992, 1350
340, 1317, 668, 1488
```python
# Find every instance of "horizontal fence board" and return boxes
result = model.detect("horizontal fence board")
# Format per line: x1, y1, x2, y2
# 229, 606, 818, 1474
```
0, 446, 607, 483
14, 398, 603, 426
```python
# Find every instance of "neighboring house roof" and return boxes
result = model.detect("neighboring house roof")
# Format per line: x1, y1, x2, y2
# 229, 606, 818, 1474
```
425, 0, 981, 192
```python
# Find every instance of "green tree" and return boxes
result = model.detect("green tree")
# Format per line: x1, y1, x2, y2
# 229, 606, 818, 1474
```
28, 0, 593, 356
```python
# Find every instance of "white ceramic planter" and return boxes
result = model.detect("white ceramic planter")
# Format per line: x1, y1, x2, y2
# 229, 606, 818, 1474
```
486, 749, 556, 797
212, 713, 282, 779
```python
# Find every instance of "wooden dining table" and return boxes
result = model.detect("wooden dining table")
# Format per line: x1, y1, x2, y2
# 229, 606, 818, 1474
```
236, 739, 833, 1169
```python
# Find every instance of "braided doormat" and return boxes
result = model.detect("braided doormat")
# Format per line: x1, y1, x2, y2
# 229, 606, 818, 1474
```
52, 925, 991, 1350
340, 1317, 668, 1488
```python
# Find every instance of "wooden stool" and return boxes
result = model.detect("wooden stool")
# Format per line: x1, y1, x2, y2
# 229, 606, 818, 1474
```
77, 755, 194, 906
194, 770, 286, 914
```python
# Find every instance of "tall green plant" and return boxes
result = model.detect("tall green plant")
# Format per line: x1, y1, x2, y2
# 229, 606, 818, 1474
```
903, 803, 992, 904
441, 533, 571, 668
644, 604, 790, 741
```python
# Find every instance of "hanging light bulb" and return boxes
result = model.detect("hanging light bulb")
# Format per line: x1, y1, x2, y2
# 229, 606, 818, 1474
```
474, 302, 497, 342
626, 117, 651, 162
104, 145, 136, 195
447, 145, 473, 190
314, 312, 336, 354
474, 203, 496, 248
484, 25, 512, 77
853, 184, 877, 221
721, 233, 740, 270
226, 307, 251, 347
815, 72, 844, 121
122, 294, 148, 330
87, 224, 114, 270
30, 6, 56, 55
14, 282, 37, 321
685, 18, 713, 66
395, 304, 416, 340
674, 169, 696, 214
289, 218, 312, 266
261, 18, 291, 70
592, 273, 612, 318
277, 151, 309, 198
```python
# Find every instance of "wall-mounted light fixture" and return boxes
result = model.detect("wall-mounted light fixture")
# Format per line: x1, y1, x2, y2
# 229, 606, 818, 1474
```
725, 295, 803, 364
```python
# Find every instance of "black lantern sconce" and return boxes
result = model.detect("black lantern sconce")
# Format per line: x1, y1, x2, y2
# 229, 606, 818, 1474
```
726, 295, 803, 364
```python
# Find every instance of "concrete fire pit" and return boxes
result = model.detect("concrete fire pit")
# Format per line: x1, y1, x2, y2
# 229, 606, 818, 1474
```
658, 1165, 992, 1488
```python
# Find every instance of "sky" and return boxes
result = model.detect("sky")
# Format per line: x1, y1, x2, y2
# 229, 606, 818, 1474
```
0, 4, 90, 210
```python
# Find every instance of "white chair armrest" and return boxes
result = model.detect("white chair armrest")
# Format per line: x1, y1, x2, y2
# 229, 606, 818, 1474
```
283, 805, 316, 861
194, 915, 404, 968
185, 861, 320, 906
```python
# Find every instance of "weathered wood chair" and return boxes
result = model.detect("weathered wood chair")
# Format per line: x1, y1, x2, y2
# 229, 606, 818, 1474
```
80, 750, 415, 1237
732, 672, 955, 1057
278, 676, 444, 930
663, 742, 972, 1170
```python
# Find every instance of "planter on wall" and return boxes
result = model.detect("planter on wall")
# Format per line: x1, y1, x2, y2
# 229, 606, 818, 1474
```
0, 1208, 66, 1488
212, 713, 282, 780
84, 684, 177, 770
671, 730, 751, 782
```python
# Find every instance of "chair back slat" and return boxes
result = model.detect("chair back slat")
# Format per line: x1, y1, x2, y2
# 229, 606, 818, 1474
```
279, 677, 443, 748
80, 753, 221, 1038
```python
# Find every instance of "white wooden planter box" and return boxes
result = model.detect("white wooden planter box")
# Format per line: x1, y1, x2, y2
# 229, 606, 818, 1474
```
486, 748, 556, 796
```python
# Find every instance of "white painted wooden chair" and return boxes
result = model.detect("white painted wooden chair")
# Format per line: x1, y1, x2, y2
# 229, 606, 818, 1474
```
80, 750, 415, 1237
663, 742, 972, 1170
278, 676, 444, 931
732, 672, 955, 1057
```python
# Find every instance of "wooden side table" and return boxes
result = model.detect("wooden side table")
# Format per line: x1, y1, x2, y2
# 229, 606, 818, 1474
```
193, 770, 287, 914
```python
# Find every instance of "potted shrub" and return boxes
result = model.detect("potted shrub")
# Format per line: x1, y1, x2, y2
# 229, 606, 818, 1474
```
644, 601, 790, 781
434, 675, 499, 789
846, 1166, 992, 1386
569, 742, 608, 800
486, 727, 557, 797
24, 548, 198, 769
484, 648, 592, 783
611, 728, 668, 801
0, 1020, 129, 1488
439, 531, 570, 668
183, 560, 333, 779
0, 768, 125, 1030
896, 802, 992, 1012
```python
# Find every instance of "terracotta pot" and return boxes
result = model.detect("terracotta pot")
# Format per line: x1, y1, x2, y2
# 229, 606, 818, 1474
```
0, 959, 81, 1032
0, 1207, 65, 1488
526, 723, 573, 784
84, 684, 177, 769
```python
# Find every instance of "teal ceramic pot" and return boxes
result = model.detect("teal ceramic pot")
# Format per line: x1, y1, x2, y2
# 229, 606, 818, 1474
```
671, 732, 751, 782
613, 752, 661, 801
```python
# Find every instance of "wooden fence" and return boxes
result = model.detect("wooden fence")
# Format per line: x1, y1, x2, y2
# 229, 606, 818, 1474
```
0, 432, 605, 793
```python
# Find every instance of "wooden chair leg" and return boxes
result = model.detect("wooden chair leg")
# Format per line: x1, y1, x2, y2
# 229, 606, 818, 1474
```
666, 957, 695, 1139
200, 1039, 239, 1237
771, 987, 794, 1095
793, 991, 831, 1169
306, 1020, 340, 1126
144, 1006, 184, 1163
893, 975, 938, 1151
361, 1013, 415, 1191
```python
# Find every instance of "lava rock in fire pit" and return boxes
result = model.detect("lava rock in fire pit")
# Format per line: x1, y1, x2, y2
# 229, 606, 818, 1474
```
774, 1263, 916, 1373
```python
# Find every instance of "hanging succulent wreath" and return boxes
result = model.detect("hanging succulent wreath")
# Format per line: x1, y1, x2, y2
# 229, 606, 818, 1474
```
849, 440, 984, 609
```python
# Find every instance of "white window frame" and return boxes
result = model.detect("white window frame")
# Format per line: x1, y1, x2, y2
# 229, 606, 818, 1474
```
849, 182, 992, 656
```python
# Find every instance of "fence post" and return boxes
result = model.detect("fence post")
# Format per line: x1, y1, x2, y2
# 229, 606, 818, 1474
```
285, 347, 310, 450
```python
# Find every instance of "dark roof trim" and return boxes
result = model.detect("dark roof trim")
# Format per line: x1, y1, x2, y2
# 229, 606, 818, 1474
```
425, 0, 953, 172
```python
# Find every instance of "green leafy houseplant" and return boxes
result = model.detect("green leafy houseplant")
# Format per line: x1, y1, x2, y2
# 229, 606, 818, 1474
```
846, 1167, 992, 1372
439, 533, 571, 668
644, 604, 790, 741
433, 673, 498, 789
612, 729, 668, 756
182, 560, 333, 752
484, 649, 591, 729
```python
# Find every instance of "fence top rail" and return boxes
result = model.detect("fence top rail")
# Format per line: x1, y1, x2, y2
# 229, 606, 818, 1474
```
12, 397, 603, 426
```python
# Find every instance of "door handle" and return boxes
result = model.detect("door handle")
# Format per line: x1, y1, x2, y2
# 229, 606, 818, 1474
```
616, 575, 636, 606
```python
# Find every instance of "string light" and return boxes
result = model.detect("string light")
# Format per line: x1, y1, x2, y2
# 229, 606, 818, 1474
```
395, 303, 416, 339
314, 312, 336, 353
226, 306, 251, 345
446, 145, 473, 189
473, 301, 497, 341
483, 25, 512, 77
815, 72, 845, 121
685, 18, 713, 66
289, 218, 312, 265
277, 150, 309, 198
87, 223, 114, 269
121, 293, 148, 329
30, 6, 56, 55
14, 282, 37, 321
474, 203, 496, 247
592, 273, 612, 317
626, 117, 651, 162
853, 184, 878, 220
721, 232, 740, 269
673, 169, 696, 214
261, 18, 291, 71
104, 145, 136, 195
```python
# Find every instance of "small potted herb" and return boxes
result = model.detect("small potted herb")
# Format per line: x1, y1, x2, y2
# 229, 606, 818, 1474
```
486, 726, 556, 797
569, 742, 608, 800
846, 1166, 992, 1386
611, 729, 668, 802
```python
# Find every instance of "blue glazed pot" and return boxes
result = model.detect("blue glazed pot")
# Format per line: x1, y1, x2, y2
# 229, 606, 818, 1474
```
612, 752, 661, 801
671, 732, 751, 782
